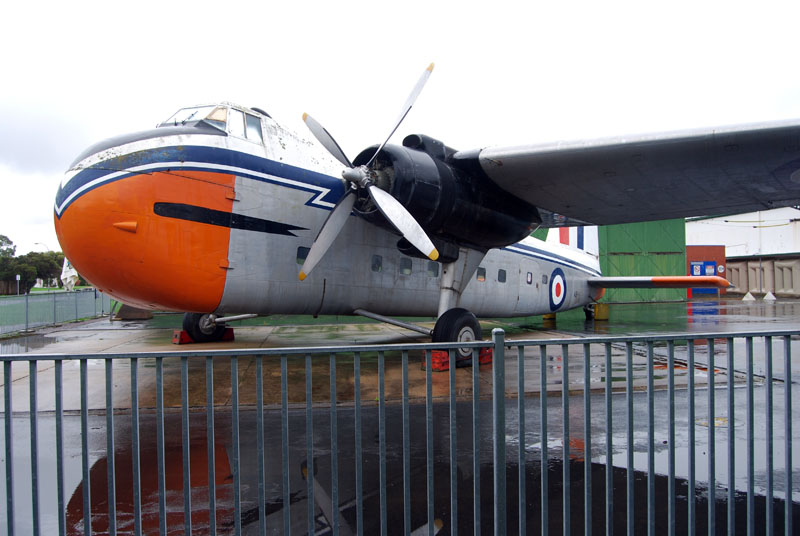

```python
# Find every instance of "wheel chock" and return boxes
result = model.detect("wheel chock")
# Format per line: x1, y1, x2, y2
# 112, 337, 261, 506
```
171, 328, 235, 344
421, 347, 493, 371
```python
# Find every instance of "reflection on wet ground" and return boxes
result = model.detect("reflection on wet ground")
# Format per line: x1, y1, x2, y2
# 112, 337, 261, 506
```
4, 402, 797, 535
1, 298, 799, 533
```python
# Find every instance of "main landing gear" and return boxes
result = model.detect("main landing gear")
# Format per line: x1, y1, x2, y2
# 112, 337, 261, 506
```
432, 308, 482, 358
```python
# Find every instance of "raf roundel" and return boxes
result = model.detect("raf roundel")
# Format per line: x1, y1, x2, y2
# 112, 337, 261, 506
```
549, 268, 567, 311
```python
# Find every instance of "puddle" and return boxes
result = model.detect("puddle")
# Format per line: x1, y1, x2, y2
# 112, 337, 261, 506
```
0, 334, 54, 354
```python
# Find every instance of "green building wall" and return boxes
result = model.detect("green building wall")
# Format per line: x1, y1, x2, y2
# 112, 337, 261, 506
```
598, 219, 686, 302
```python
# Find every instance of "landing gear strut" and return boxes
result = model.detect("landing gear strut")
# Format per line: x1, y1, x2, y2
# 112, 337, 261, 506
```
182, 313, 227, 343
432, 308, 482, 358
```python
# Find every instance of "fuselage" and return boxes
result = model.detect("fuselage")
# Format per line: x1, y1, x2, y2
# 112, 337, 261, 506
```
54, 103, 602, 318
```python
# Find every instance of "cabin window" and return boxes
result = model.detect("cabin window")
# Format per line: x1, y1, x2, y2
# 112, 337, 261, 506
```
296, 247, 310, 265
498, 269, 507, 283
427, 261, 439, 277
400, 258, 412, 275
371, 255, 382, 272
527, 272, 533, 285
245, 113, 263, 142
477, 267, 486, 282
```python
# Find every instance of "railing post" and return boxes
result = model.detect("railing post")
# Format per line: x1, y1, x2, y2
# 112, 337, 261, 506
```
492, 328, 506, 536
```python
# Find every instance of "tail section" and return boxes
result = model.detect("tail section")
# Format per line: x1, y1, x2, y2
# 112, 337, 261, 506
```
546, 226, 599, 257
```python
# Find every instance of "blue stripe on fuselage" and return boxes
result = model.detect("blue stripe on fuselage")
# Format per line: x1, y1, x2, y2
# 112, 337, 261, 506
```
55, 145, 345, 217
503, 242, 601, 277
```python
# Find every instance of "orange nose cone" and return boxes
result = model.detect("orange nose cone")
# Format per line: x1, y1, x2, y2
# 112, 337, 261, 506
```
55, 169, 235, 312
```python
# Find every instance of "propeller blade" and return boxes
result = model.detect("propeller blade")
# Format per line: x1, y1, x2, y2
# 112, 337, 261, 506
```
302, 113, 353, 168
367, 185, 439, 261
365, 63, 434, 168
299, 191, 357, 281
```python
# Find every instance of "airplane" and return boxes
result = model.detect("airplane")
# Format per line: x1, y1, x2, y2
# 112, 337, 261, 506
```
53, 64, 800, 352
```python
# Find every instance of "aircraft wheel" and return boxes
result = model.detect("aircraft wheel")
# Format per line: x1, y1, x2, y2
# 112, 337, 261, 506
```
583, 304, 595, 320
183, 313, 227, 343
432, 308, 482, 358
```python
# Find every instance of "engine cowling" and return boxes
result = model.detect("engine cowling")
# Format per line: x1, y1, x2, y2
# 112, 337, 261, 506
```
351, 134, 541, 255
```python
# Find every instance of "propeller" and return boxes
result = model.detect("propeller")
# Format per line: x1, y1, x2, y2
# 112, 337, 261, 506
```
299, 63, 439, 281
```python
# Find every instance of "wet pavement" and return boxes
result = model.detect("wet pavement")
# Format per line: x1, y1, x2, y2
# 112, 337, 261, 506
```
1, 298, 799, 534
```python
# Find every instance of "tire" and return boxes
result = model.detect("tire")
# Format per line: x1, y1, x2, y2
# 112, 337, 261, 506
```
183, 312, 227, 343
584, 304, 595, 320
432, 308, 482, 359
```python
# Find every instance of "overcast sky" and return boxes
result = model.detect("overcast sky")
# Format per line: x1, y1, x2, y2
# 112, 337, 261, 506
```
2, 0, 800, 255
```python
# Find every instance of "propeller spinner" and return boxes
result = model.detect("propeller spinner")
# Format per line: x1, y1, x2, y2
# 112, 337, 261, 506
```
299, 63, 439, 281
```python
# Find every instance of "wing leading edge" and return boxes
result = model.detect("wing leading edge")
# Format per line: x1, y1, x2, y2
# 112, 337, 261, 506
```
458, 119, 800, 226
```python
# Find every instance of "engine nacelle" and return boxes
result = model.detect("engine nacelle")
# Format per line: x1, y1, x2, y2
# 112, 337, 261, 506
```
352, 134, 541, 252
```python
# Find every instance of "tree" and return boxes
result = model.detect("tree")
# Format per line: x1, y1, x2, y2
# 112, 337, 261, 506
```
0, 235, 15, 258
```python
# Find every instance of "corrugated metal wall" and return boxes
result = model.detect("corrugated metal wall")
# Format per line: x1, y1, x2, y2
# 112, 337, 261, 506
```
598, 219, 686, 302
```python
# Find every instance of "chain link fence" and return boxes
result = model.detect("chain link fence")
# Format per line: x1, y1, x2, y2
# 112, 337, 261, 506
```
0, 289, 113, 336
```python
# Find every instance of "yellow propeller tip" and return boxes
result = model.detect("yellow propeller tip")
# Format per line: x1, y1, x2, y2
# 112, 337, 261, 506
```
428, 249, 439, 261
302, 112, 308, 121
427, 62, 435, 72
299, 271, 307, 281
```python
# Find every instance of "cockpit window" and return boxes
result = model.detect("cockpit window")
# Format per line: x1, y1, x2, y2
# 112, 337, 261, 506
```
158, 105, 262, 142
160, 105, 216, 126
245, 113, 263, 142
204, 106, 227, 130
228, 109, 246, 138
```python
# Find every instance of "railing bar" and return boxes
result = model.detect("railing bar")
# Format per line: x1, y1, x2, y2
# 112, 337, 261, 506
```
583, 343, 591, 536
181, 356, 192, 536
604, 342, 612, 536
402, 350, 411, 536
540, 345, 548, 535
4, 361, 13, 536
491, 329, 507, 535
206, 356, 217, 536
379, 351, 388, 536
330, 353, 339, 536
765, 336, 774, 536
425, 349, 433, 536
104, 359, 115, 536
156, 357, 166, 536
561, 342, 570, 536
472, 348, 481, 536
449, 349, 457, 536
783, 336, 793, 536
56, 360, 66, 536
727, 338, 735, 534
232, 356, 242, 536
708, 339, 716, 535
131, 358, 142, 536
256, 357, 266, 536
626, 342, 634, 536
81, 358, 91, 536
647, 341, 655, 536
518, 345, 525, 536
746, 337, 755, 536
29, 361, 40, 536
305, 354, 314, 536
687, 341, 696, 536
355, 352, 363, 536
667, 341, 675, 536
281, 355, 291, 536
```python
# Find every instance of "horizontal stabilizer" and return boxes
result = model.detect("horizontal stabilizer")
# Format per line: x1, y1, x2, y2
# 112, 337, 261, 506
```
588, 276, 730, 289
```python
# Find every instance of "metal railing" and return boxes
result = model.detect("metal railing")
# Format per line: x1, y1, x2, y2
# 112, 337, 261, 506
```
0, 289, 113, 336
0, 329, 797, 535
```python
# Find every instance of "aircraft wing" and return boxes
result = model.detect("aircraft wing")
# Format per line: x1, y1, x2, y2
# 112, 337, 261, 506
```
456, 119, 800, 226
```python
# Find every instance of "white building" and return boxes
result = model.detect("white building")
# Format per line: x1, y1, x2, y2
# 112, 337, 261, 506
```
686, 207, 800, 296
